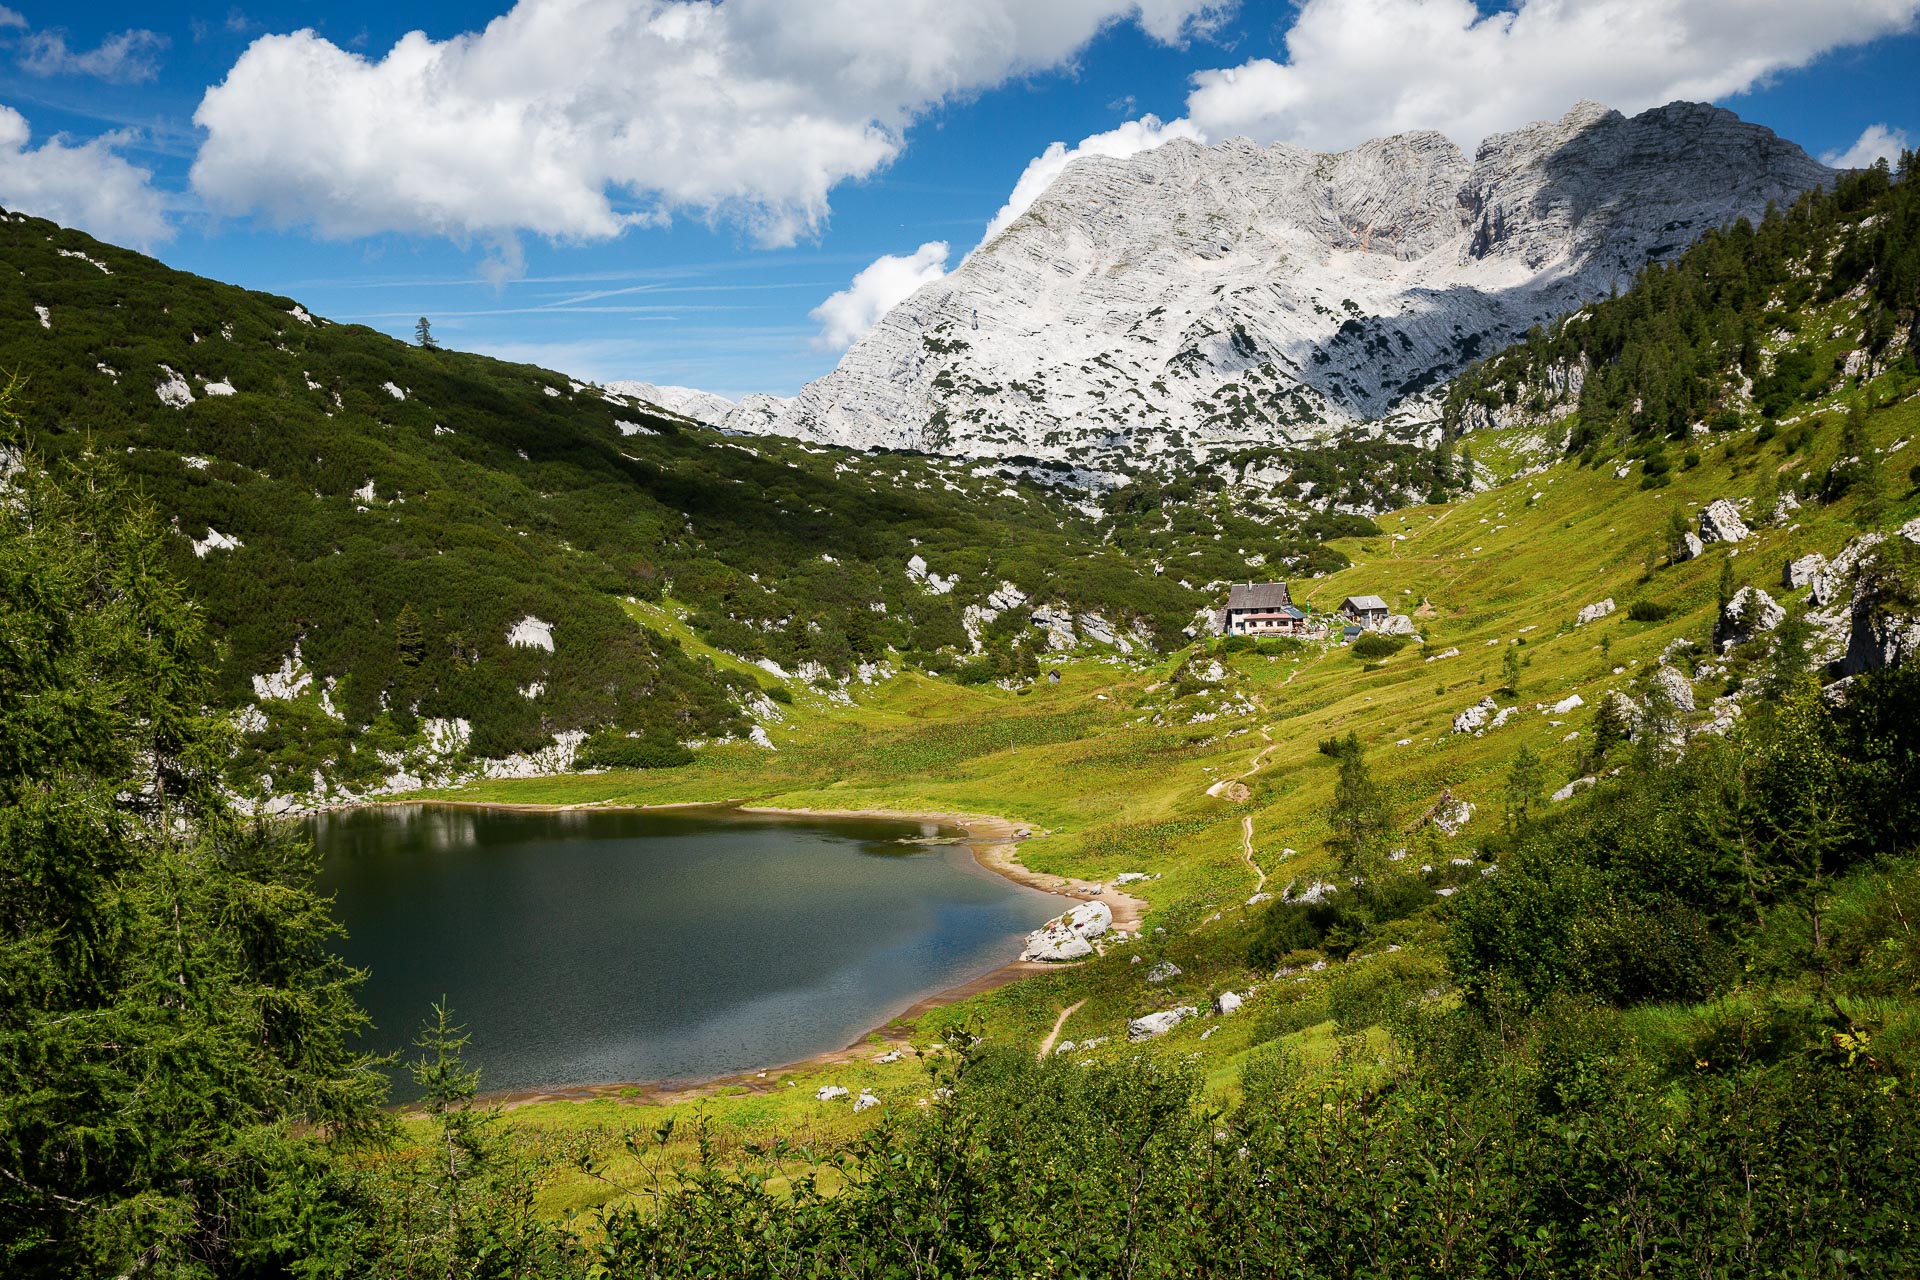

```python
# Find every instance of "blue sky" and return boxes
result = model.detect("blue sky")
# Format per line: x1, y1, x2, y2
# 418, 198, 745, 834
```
1, 1, 1915, 399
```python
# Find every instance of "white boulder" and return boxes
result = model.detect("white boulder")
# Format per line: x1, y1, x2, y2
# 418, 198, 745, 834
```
816, 1086, 849, 1102
1127, 1006, 1198, 1042
1021, 899, 1113, 962
1215, 991, 1244, 1015
1575, 599, 1616, 626
1699, 499, 1749, 544
1145, 961, 1182, 984
853, 1090, 881, 1113
1784, 554, 1826, 591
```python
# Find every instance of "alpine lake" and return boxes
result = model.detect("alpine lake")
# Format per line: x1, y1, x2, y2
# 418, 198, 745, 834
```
309, 804, 1063, 1098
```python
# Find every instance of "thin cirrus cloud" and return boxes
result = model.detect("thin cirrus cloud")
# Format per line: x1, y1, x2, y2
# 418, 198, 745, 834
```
17, 27, 170, 84
187, 0, 1229, 275
811, 0, 1920, 353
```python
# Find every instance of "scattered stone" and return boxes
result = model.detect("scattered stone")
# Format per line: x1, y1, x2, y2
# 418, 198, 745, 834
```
1146, 961, 1182, 984
1699, 499, 1749, 544
874, 1049, 903, 1064
1576, 598, 1616, 626
816, 1086, 849, 1102
1551, 693, 1584, 714
1453, 695, 1497, 733
853, 1090, 881, 1113
1771, 492, 1801, 525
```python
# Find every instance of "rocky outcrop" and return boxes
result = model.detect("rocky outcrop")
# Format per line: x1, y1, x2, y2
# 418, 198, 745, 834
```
1840, 538, 1920, 676
1676, 532, 1706, 562
1453, 696, 1498, 733
1576, 599, 1615, 626
1650, 663, 1696, 714
1699, 499, 1750, 545
1716, 586, 1785, 649
1784, 554, 1827, 591
747, 102, 1831, 472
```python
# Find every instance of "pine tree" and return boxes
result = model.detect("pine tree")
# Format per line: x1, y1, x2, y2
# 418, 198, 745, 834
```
1327, 733, 1394, 880
1504, 745, 1546, 833
415, 315, 439, 349
1501, 644, 1521, 695
396, 602, 426, 666
0, 430, 387, 1273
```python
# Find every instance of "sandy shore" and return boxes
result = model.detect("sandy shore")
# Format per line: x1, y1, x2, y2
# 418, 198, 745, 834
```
380, 799, 1148, 1109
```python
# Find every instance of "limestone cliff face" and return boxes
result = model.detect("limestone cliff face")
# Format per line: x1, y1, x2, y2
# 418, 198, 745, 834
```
760, 101, 1831, 470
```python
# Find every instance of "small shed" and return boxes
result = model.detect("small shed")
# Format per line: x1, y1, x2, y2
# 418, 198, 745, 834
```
1340, 595, 1391, 629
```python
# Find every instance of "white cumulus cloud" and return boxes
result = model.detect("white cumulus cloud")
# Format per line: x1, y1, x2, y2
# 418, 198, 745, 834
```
1822, 122, 1911, 169
190, 0, 1225, 264
810, 240, 949, 350
0, 106, 170, 248
1184, 0, 1920, 153
980, 113, 1204, 244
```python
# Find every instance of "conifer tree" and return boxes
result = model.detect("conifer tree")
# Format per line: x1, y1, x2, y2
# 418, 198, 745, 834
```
416, 315, 439, 348
1327, 733, 1394, 880
0, 427, 387, 1273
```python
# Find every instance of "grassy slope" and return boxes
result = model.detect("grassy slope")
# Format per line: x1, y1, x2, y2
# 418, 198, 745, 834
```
431, 367, 1920, 1216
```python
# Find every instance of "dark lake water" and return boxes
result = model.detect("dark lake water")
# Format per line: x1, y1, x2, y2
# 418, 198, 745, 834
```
309, 805, 1061, 1096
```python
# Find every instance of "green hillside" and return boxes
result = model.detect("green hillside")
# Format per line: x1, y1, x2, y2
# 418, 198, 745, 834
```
7, 160, 1920, 1276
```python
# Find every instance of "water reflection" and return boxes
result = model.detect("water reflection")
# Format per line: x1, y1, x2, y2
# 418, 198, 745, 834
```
310, 805, 1058, 1097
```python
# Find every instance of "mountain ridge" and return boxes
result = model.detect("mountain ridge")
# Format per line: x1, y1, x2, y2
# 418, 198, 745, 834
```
739, 100, 1832, 471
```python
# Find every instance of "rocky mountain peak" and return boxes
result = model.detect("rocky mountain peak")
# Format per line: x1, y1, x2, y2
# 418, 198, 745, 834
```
741, 100, 1833, 472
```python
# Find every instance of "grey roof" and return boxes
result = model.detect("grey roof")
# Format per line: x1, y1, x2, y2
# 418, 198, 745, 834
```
1343, 594, 1389, 612
1225, 581, 1292, 610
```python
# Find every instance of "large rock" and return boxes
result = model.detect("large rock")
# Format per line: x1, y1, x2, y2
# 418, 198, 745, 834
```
1676, 531, 1706, 561
1128, 1006, 1198, 1042
1021, 900, 1114, 962
1650, 663, 1696, 713
1215, 991, 1245, 1015
1784, 554, 1826, 591
1699, 499, 1749, 545
1840, 542, 1920, 676
1716, 585, 1785, 649
1145, 961, 1182, 984
1576, 598, 1616, 626
1381, 613, 1417, 635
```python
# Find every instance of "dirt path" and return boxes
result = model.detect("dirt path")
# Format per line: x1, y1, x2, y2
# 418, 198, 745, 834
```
1240, 815, 1265, 892
1038, 999, 1087, 1060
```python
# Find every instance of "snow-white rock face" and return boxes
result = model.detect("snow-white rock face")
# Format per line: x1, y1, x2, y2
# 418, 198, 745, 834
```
505, 615, 555, 651
602, 380, 796, 436
55, 247, 110, 273
32, 305, 49, 329
382, 381, 407, 400
751, 101, 1829, 471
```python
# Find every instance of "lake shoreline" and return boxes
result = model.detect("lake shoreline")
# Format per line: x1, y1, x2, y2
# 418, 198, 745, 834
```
365, 797, 1147, 1110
